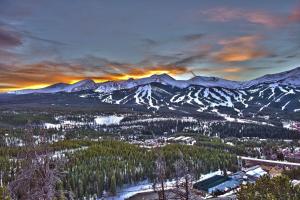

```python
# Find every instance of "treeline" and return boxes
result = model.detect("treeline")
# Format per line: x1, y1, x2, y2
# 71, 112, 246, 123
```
0, 140, 95, 157
63, 140, 237, 199
0, 140, 97, 188
99, 119, 299, 139
211, 122, 300, 139
0, 111, 57, 127
0, 127, 65, 147
0, 139, 237, 199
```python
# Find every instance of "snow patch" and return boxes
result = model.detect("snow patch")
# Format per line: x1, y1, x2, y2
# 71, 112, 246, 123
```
94, 116, 124, 125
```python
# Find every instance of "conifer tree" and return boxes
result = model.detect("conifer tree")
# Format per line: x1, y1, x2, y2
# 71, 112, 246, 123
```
110, 173, 117, 196
153, 150, 167, 200
173, 150, 194, 200
237, 175, 300, 199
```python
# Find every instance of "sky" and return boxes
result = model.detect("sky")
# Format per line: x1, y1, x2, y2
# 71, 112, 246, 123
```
0, 0, 300, 92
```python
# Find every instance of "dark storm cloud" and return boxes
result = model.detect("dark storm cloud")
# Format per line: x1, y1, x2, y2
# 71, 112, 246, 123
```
0, 27, 22, 48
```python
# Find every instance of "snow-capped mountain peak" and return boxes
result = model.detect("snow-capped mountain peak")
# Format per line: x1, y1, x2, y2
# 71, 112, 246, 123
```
95, 73, 187, 93
241, 67, 300, 88
63, 79, 97, 92
189, 76, 241, 89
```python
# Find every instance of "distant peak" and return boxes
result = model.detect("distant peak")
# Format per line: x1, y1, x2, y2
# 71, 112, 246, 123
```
73, 79, 96, 84
46, 82, 70, 88
150, 73, 174, 79
286, 66, 300, 73
290, 66, 300, 70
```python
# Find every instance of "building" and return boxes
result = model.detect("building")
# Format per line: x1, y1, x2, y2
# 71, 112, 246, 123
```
193, 166, 267, 196
193, 175, 242, 194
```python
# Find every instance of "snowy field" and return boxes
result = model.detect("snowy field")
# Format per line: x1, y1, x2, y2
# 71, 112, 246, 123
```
44, 115, 124, 130
94, 115, 124, 125
107, 170, 224, 200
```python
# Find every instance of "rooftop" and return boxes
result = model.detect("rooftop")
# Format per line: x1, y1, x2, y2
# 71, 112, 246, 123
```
193, 175, 230, 192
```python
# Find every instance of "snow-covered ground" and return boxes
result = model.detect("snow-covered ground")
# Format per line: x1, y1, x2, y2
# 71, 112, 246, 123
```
52, 146, 89, 159
107, 180, 177, 200
107, 170, 224, 200
283, 120, 299, 130
44, 123, 61, 129
122, 117, 197, 124
94, 115, 124, 125
43, 115, 125, 130
212, 109, 274, 126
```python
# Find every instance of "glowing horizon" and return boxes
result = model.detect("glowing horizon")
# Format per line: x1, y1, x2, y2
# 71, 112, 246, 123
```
0, 0, 299, 92
1, 69, 182, 92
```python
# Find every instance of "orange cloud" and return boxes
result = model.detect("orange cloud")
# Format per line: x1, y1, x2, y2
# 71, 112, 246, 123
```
0, 62, 188, 92
92, 65, 188, 82
201, 7, 294, 28
289, 6, 300, 22
213, 35, 268, 62
191, 66, 253, 81
196, 67, 245, 73
245, 11, 284, 27
223, 74, 241, 80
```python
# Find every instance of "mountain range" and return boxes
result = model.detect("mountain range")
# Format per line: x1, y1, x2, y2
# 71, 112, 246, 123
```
4, 67, 300, 118
9, 67, 300, 95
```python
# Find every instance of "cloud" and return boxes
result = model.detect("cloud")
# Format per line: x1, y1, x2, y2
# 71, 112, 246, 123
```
192, 66, 248, 79
172, 53, 206, 66
213, 35, 268, 62
140, 38, 159, 46
198, 67, 245, 73
181, 33, 205, 42
191, 65, 279, 81
0, 23, 67, 64
195, 65, 274, 74
94, 65, 188, 82
0, 27, 22, 48
0, 59, 189, 92
288, 6, 300, 22
200, 7, 292, 27
170, 45, 212, 66
140, 33, 205, 50
24, 33, 67, 46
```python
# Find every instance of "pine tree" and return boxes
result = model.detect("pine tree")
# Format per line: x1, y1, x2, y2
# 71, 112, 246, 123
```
173, 150, 194, 200
56, 181, 66, 200
153, 150, 167, 200
9, 128, 72, 200
237, 175, 300, 200
110, 173, 117, 195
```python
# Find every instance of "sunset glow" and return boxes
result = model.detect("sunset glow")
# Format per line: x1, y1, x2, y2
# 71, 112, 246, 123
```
0, 0, 299, 92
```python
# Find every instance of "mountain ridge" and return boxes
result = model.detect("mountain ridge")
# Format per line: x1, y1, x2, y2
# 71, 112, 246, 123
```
9, 79, 98, 94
